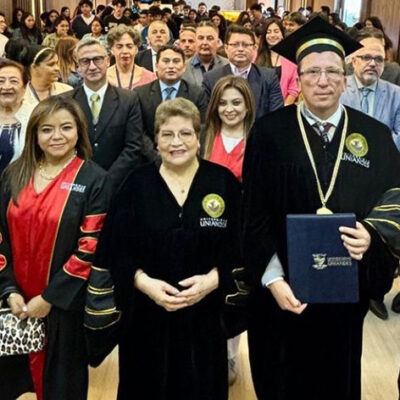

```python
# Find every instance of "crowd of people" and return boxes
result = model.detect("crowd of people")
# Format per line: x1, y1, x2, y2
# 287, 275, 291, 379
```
0, 1, 400, 400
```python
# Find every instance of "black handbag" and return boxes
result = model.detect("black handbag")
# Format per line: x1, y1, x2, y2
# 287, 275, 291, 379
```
0, 308, 45, 357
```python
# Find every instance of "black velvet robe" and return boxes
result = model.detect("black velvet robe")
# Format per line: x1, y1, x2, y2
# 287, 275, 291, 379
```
242, 105, 400, 400
0, 160, 112, 400
95, 160, 241, 400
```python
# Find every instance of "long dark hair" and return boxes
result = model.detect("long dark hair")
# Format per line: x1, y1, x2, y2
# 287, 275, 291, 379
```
44, 9, 60, 34
256, 18, 285, 68
19, 12, 43, 44
11, 8, 24, 30
365, 16, 393, 50
204, 76, 255, 158
3, 97, 93, 203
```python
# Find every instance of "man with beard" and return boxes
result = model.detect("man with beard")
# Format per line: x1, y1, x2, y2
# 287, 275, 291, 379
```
342, 28, 400, 320
341, 29, 400, 151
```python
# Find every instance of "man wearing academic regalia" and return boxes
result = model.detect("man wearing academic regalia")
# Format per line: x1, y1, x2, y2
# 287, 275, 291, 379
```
242, 17, 400, 400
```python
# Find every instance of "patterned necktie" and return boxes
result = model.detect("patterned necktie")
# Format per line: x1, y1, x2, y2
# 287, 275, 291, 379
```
90, 93, 101, 124
360, 87, 372, 114
314, 122, 333, 144
164, 87, 176, 101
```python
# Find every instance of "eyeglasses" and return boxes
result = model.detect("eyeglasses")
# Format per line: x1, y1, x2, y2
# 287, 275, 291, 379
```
227, 42, 255, 49
158, 129, 197, 143
77, 56, 106, 68
299, 68, 344, 83
355, 55, 385, 64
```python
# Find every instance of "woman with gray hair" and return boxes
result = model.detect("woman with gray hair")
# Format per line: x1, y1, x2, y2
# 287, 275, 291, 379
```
0, 59, 34, 174
95, 97, 241, 400
106, 24, 156, 90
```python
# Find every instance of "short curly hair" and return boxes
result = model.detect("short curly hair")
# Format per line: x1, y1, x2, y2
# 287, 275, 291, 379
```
107, 25, 141, 49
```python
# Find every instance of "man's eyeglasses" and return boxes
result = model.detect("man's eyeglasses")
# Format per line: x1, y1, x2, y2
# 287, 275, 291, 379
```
227, 42, 255, 49
355, 55, 385, 64
78, 56, 106, 68
299, 68, 344, 83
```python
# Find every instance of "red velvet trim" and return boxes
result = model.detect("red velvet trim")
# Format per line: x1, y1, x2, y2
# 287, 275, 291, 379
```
0, 254, 7, 272
81, 214, 106, 233
63, 255, 91, 280
78, 237, 98, 254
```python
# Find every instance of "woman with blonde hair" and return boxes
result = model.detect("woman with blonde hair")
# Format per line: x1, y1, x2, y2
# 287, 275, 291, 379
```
205, 76, 255, 182
55, 36, 82, 88
0, 96, 112, 400
107, 24, 156, 90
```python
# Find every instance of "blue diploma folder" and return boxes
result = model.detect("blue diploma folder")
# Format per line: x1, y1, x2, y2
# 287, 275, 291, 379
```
286, 213, 359, 303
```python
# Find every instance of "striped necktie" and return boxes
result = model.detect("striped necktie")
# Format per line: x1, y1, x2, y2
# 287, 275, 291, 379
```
314, 122, 333, 144
164, 87, 176, 101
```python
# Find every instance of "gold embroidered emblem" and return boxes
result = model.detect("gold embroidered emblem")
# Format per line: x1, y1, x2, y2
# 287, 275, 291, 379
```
202, 194, 225, 218
345, 133, 368, 157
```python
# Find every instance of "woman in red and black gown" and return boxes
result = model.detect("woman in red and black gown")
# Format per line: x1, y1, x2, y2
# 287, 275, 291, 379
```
0, 96, 112, 400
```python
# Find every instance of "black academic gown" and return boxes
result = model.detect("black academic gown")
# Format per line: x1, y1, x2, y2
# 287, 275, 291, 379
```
0, 160, 112, 400
242, 105, 400, 400
95, 160, 241, 400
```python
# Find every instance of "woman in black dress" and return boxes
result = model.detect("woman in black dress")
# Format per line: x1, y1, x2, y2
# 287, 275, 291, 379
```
95, 98, 241, 400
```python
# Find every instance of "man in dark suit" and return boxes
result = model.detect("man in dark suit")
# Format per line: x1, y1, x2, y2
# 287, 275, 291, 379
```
135, 20, 170, 71
203, 24, 284, 120
134, 44, 208, 161
68, 38, 142, 188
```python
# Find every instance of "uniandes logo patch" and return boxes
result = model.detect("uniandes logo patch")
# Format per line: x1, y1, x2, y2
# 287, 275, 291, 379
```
202, 194, 225, 218
345, 133, 368, 158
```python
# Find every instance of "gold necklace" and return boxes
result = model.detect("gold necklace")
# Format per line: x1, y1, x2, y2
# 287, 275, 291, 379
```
297, 103, 348, 215
38, 152, 77, 181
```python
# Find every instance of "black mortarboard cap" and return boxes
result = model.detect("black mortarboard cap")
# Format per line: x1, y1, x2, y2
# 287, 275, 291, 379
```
272, 16, 362, 64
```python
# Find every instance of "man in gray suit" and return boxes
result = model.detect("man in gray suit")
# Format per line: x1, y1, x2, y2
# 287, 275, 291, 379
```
341, 29, 400, 151
341, 28, 400, 320
183, 21, 228, 87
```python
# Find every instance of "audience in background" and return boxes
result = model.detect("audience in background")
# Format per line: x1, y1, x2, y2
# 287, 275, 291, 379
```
178, 25, 197, 59
42, 9, 59, 36
203, 24, 283, 120
135, 20, 170, 72
256, 19, 298, 105
286, 11, 307, 33
107, 24, 156, 90
55, 36, 82, 88
72, 0, 95, 40
12, 12, 42, 45
42, 15, 71, 49
82, 17, 109, 52
183, 21, 229, 87
24, 47, 72, 107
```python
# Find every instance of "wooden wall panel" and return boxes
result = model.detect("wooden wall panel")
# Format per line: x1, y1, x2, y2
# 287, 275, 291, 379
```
312, 0, 334, 13
368, 0, 400, 60
1, 0, 13, 24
